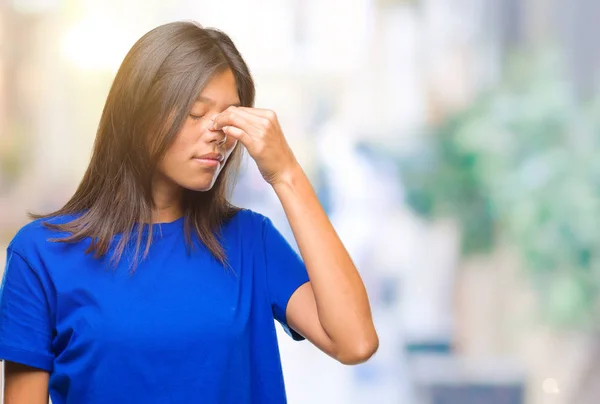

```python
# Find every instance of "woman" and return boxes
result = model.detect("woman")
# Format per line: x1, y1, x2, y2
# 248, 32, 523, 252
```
0, 21, 378, 403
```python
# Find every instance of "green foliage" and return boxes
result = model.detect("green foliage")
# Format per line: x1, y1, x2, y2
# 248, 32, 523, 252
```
400, 53, 600, 328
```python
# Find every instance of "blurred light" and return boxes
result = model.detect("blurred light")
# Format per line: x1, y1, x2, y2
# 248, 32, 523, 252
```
61, 15, 135, 72
11, 0, 59, 13
542, 378, 560, 394
301, 0, 373, 73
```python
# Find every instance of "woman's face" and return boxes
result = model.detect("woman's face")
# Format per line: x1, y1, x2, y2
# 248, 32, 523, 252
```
155, 69, 241, 194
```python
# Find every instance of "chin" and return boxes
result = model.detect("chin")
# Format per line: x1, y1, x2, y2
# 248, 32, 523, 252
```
184, 184, 214, 192
180, 179, 217, 192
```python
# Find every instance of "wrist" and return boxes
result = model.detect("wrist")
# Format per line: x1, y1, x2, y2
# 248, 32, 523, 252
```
271, 162, 305, 190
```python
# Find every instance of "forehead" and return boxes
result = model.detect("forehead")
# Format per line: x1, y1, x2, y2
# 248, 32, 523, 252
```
195, 69, 240, 107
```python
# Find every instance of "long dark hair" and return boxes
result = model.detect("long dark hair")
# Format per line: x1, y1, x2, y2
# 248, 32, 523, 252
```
30, 21, 255, 268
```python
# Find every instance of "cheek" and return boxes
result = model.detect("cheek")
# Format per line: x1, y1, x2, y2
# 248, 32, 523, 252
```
161, 127, 198, 166
170, 129, 196, 154
159, 140, 189, 175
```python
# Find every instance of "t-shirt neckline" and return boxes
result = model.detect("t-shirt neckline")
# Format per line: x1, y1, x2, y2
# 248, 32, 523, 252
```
147, 216, 185, 238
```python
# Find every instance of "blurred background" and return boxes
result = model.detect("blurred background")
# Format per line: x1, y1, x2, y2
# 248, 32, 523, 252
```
2, 0, 600, 403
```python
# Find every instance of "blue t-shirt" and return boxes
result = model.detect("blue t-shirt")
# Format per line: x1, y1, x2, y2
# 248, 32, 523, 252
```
0, 209, 309, 403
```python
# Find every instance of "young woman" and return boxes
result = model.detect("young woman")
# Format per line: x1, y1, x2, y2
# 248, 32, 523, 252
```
0, 21, 378, 403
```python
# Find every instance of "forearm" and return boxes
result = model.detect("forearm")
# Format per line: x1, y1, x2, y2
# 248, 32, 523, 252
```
272, 164, 378, 353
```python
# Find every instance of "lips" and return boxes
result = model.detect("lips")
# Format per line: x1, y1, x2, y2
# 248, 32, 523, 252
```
194, 152, 224, 162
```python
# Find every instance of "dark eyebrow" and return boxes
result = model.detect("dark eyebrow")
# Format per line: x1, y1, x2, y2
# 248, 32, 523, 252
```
195, 96, 241, 107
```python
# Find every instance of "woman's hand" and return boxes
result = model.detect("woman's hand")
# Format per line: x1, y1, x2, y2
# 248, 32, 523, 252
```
212, 107, 299, 186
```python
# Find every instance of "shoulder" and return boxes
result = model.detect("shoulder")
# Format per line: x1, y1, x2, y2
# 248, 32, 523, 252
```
221, 209, 278, 250
226, 208, 270, 231
8, 214, 79, 256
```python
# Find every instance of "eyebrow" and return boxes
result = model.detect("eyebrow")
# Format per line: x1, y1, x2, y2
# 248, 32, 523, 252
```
195, 96, 241, 107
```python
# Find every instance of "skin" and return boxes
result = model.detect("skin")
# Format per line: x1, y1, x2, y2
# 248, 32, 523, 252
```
151, 69, 241, 223
4, 362, 49, 404
5, 68, 378, 402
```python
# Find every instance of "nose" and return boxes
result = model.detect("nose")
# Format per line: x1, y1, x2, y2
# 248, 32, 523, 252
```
205, 115, 227, 145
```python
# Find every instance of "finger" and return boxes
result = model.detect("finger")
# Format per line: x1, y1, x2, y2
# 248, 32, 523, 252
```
225, 107, 271, 130
212, 109, 257, 135
236, 107, 277, 121
214, 107, 270, 134
222, 125, 252, 147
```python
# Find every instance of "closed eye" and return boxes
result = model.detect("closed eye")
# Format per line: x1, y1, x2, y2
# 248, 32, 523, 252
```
189, 114, 205, 120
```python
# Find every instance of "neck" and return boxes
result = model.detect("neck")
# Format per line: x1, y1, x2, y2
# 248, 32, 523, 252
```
152, 205, 183, 224
152, 175, 184, 224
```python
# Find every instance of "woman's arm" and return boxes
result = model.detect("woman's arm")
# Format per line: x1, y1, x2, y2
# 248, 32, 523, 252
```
214, 107, 378, 364
4, 361, 49, 404
272, 164, 378, 364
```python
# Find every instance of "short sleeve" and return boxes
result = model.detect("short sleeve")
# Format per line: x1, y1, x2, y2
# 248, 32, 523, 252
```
0, 248, 54, 371
262, 217, 309, 341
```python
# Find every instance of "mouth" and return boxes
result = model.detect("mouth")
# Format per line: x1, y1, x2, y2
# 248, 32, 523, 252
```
192, 152, 224, 167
